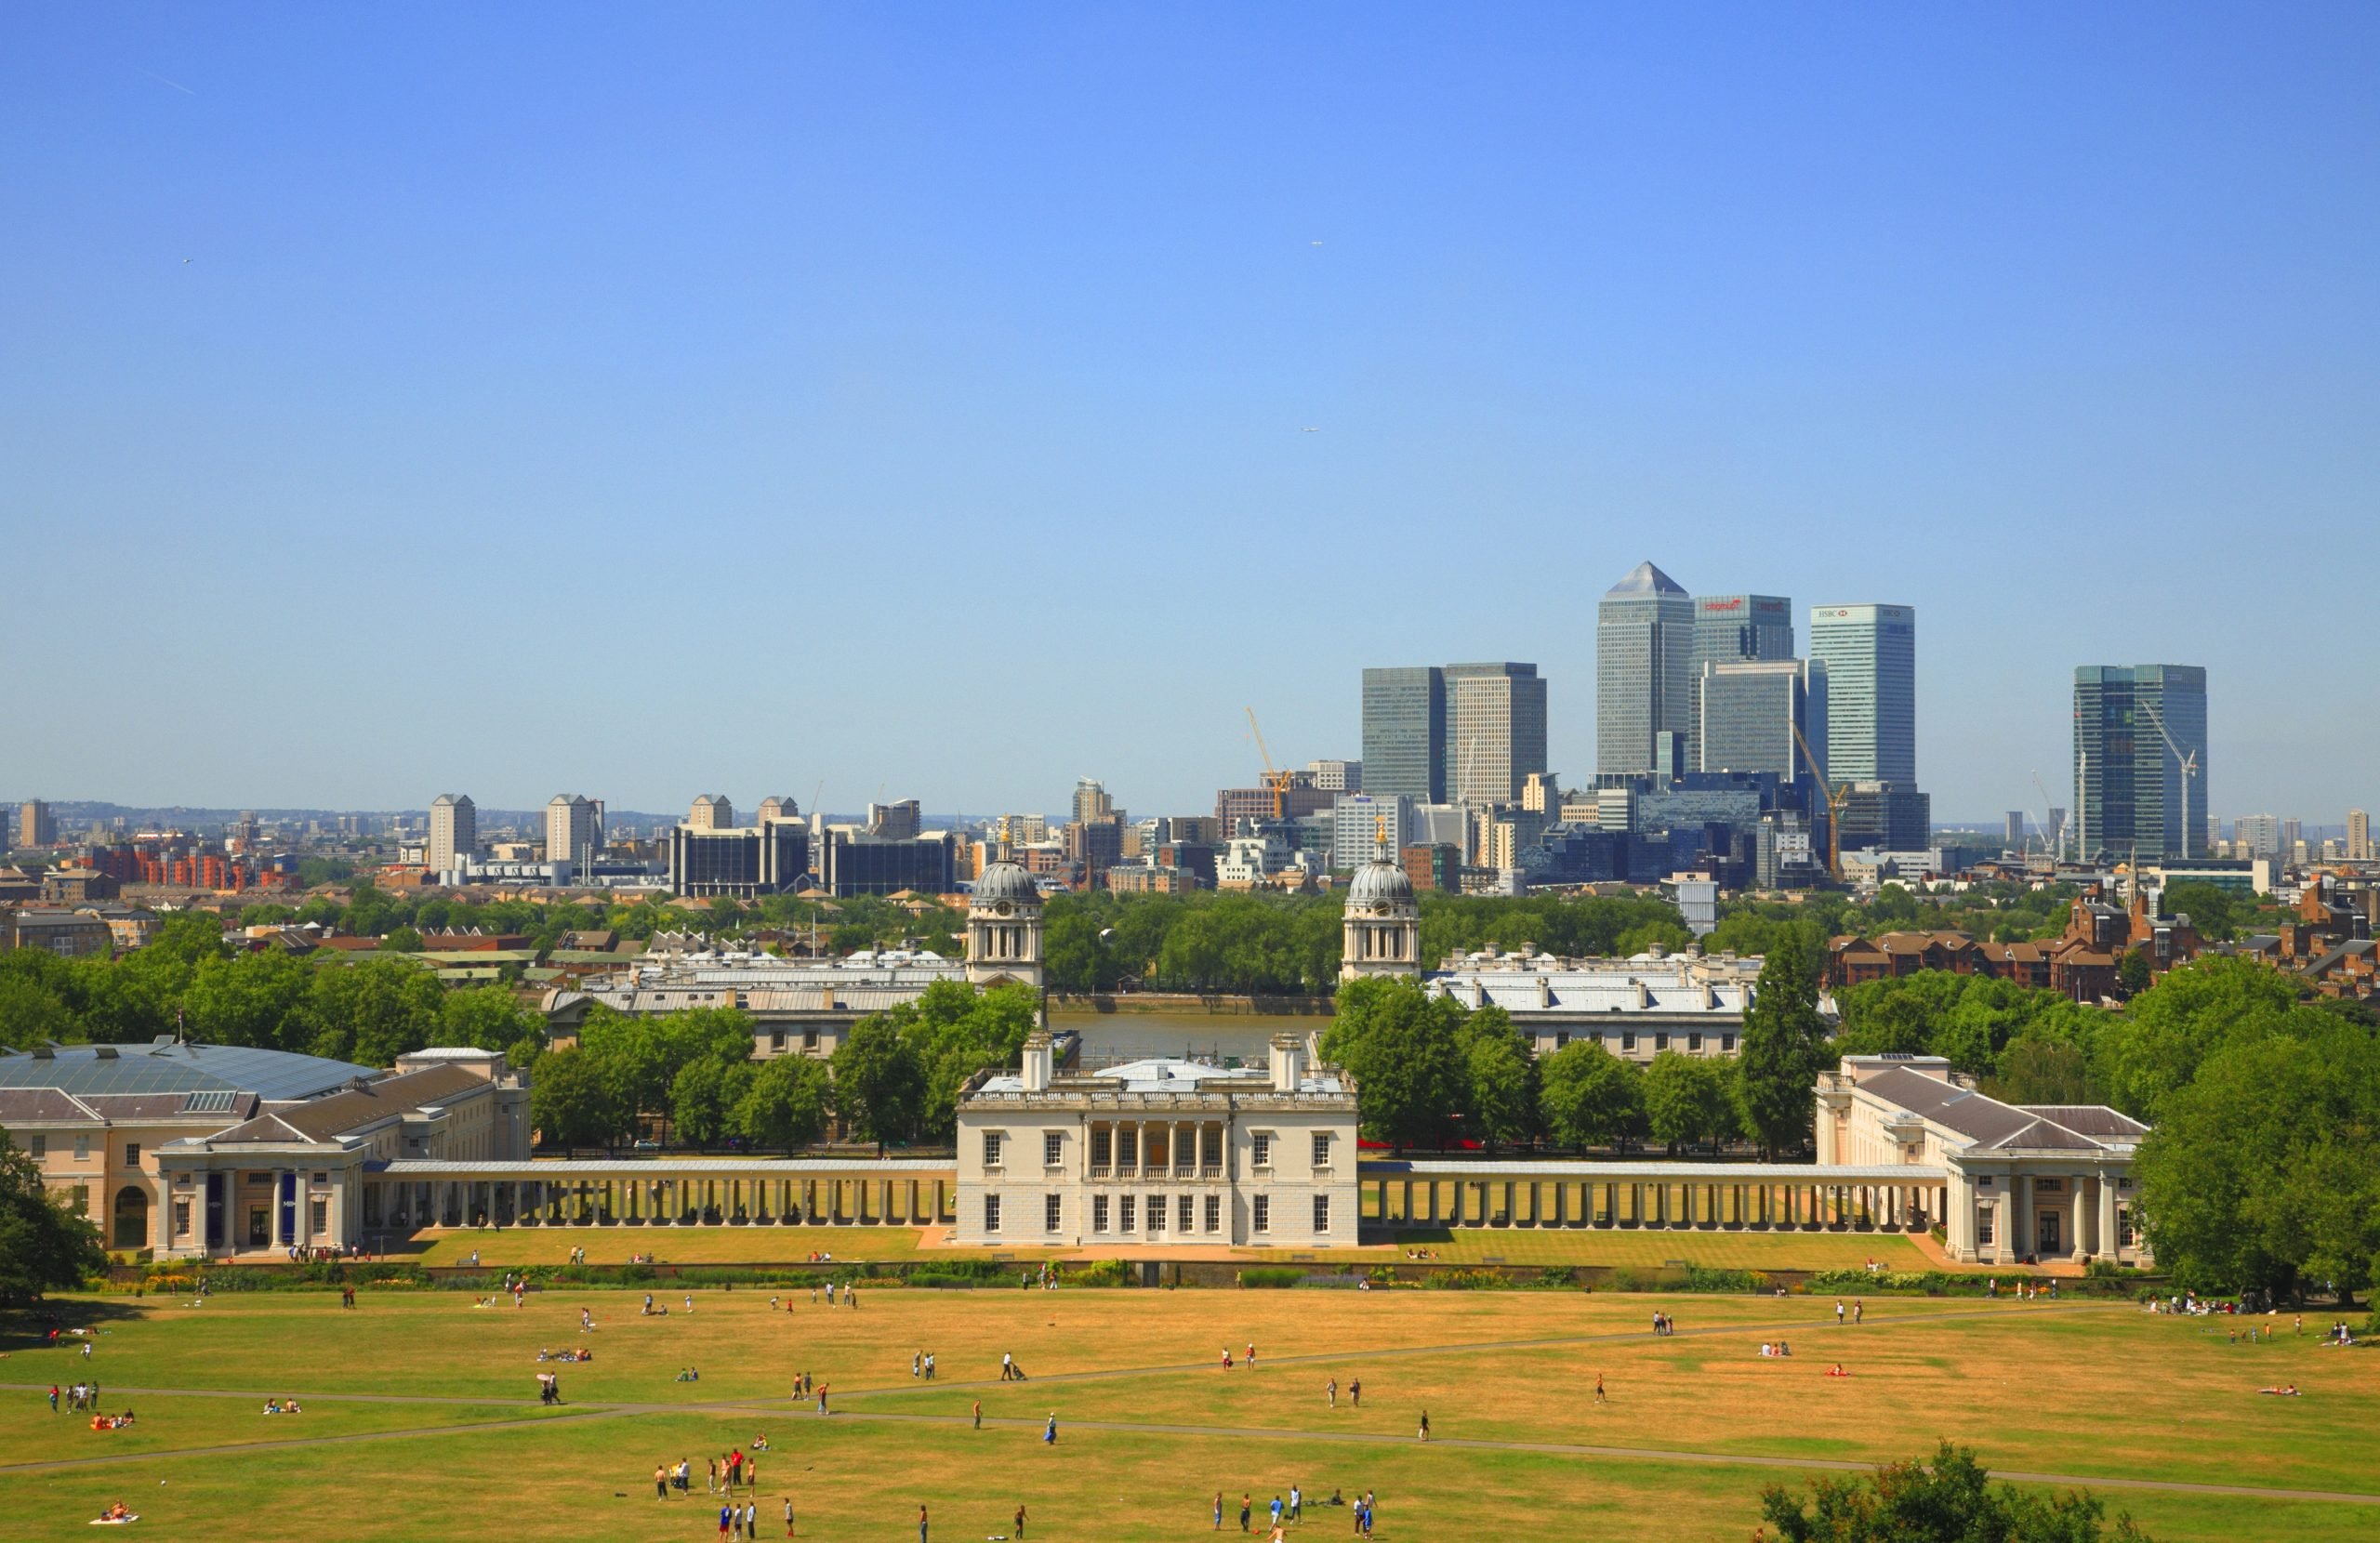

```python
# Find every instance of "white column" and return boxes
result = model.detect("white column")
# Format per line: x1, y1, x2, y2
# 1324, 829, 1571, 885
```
2098, 1173, 2119, 1259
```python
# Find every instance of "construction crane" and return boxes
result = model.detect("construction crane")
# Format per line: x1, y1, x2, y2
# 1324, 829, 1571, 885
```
1244, 707, 1293, 821
1792, 722, 1850, 882
2135, 698, 2200, 861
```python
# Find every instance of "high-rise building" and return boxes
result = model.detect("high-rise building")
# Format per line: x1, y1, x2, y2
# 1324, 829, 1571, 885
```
1596, 562, 1695, 776
866, 799, 922, 840
1361, 667, 1447, 802
688, 795, 735, 830
1838, 784, 1933, 853
756, 796, 800, 824
2281, 818, 2303, 856
1330, 793, 1412, 871
2072, 666, 2207, 863
2350, 809, 2372, 862
2005, 811, 2027, 848
1306, 759, 1362, 794
1688, 594, 1793, 766
1698, 659, 1827, 785
1808, 604, 1916, 785
18, 798, 58, 850
544, 795, 604, 872
1445, 662, 1548, 806
2232, 813, 2281, 861
428, 794, 477, 876
1071, 779, 1115, 824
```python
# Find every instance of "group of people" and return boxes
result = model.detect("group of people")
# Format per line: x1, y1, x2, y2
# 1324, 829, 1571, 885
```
1220, 1487, 1376, 1537
49, 1380, 103, 1412
910, 1351, 939, 1379
1649, 1311, 1679, 1337
1983, 1278, 2058, 1300
1221, 1341, 1259, 1369
536, 1347, 593, 1363
1756, 1341, 1795, 1358
1833, 1299, 1866, 1325
1321, 1377, 1361, 1407
260, 1399, 302, 1415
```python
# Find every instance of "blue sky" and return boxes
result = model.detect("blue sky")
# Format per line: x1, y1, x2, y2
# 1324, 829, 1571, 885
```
6, 4, 2375, 825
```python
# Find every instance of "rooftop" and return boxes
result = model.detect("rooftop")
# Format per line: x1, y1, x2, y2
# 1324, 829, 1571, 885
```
0, 1040, 378, 1102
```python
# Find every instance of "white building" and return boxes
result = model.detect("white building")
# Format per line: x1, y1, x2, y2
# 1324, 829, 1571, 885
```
1421, 946, 1761, 1060
1818, 1054, 2151, 1267
428, 794, 476, 877
955, 1031, 1357, 1247
545, 795, 604, 870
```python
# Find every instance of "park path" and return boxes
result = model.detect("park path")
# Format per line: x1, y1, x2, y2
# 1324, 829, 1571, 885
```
12, 1302, 2376, 1510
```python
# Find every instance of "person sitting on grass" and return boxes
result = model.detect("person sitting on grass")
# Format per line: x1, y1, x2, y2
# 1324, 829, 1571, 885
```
2257, 1385, 2301, 1395
97, 1502, 132, 1523
1826, 1364, 1850, 1378
678, 1367, 701, 1382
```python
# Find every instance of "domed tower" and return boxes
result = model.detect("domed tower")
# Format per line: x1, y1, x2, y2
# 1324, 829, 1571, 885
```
967, 861, 1046, 992
1340, 857, 1421, 982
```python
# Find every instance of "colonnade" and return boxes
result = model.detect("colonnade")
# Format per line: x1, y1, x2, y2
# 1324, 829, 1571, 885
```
1086, 1120, 1226, 1180
362, 1161, 956, 1234
1361, 1163, 1950, 1233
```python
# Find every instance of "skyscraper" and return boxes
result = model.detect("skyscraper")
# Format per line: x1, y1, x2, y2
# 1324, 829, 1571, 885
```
1071, 779, 1115, 824
545, 795, 604, 873
428, 794, 477, 876
2072, 666, 2207, 862
1698, 658, 1827, 784
1687, 594, 1793, 766
688, 795, 735, 830
1808, 604, 1916, 784
1361, 666, 1448, 802
2350, 809, 2372, 863
1596, 561, 1695, 776
1445, 662, 1548, 805
17, 798, 58, 849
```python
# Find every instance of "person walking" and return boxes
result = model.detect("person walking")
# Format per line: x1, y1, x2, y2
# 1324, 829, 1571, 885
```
1002, 1352, 1015, 1381
1594, 1373, 1606, 1405
1418, 1409, 1431, 1442
1013, 1503, 1027, 1538
1214, 1490, 1225, 1530
1270, 1495, 1284, 1531
1326, 1378, 1337, 1408
48, 1385, 59, 1413
972, 1399, 983, 1431
1349, 1378, 1361, 1407
783, 1497, 794, 1537
1043, 1412, 1057, 1444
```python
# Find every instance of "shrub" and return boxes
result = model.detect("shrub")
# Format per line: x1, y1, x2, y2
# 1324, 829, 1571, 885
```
1366, 1265, 1399, 1286
906, 1272, 982, 1290
1064, 1259, 1133, 1288
1684, 1266, 1756, 1293
1422, 1268, 1507, 1291
1531, 1266, 1577, 1288
1239, 1267, 1305, 1289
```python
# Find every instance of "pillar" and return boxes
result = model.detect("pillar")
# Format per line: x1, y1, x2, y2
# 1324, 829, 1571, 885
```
2097, 1173, 2119, 1259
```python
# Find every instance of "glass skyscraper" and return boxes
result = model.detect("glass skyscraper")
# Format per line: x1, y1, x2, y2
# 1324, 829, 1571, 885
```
1360, 666, 1447, 802
1807, 604, 1916, 785
1699, 658, 1826, 784
1596, 561, 1695, 776
1445, 662, 1548, 805
2072, 665, 2208, 862
1687, 594, 1793, 768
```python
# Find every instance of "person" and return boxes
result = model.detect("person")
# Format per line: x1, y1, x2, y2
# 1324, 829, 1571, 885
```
1043, 1412, 1057, 1444
914, 1351, 923, 1378
746, 1499, 759, 1538
1222, 1347, 1234, 1370
817, 1386, 829, 1416
1271, 1495, 1284, 1530
1594, 1373, 1606, 1405
784, 1496, 794, 1536
718, 1502, 734, 1541
1350, 1378, 1361, 1407
1854, 1299, 1864, 1325
1214, 1490, 1224, 1530
1827, 1364, 1849, 1378
918, 1502, 929, 1542
1290, 1484, 1302, 1522
1248, 1341, 1257, 1366
1002, 1352, 1015, 1381
1419, 1409, 1431, 1442
2258, 1384, 2301, 1395
655, 1463, 669, 1500
1327, 1378, 1337, 1407
48, 1385, 59, 1413
925, 1352, 936, 1380
708, 1458, 721, 1494
972, 1400, 982, 1431
1240, 1493, 1252, 1533
1835, 1299, 1844, 1325
1014, 1502, 1027, 1537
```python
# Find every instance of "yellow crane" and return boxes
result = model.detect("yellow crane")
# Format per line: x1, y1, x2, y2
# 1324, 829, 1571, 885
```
1245, 706, 1293, 821
1792, 722, 1850, 883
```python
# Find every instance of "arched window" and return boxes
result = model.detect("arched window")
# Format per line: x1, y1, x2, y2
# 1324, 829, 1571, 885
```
112, 1185, 150, 1250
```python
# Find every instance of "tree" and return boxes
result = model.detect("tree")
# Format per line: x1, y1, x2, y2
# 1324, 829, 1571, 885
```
183, 949, 311, 1050
382, 926, 425, 954
0, 1130, 108, 1306
2133, 1024, 2380, 1301
2097, 957, 2318, 1123
1644, 1051, 1735, 1154
1319, 977, 1466, 1152
735, 1055, 832, 1152
301, 957, 443, 1066
528, 1048, 623, 1151
2116, 948, 2152, 997
1456, 1005, 1537, 1152
670, 1058, 734, 1150
1735, 930, 1829, 1156
2159, 881, 2238, 943
435, 986, 544, 1052
1985, 1034, 2101, 1106
831, 1013, 926, 1154
1538, 1038, 1645, 1152
1761, 1442, 2150, 1542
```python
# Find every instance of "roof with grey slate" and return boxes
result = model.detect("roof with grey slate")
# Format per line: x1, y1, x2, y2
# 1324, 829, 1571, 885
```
0, 1041, 377, 1101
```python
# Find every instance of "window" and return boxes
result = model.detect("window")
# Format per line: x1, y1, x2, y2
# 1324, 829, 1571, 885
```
73, 1136, 90, 1161
312, 1172, 326, 1184
1554, 1031, 1569, 1048
1653, 1033, 1669, 1051
1251, 1135, 1272, 1168
2117, 1207, 2135, 1247
125, 1142, 141, 1167
1311, 1133, 1331, 1167
72, 1184, 90, 1216
1045, 1194, 1063, 1233
1722, 1034, 1736, 1052
1203, 1194, 1221, 1233
1091, 1128, 1113, 1167
1043, 1132, 1064, 1167
1092, 1194, 1110, 1233
1314, 1194, 1330, 1233
1252, 1194, 1270, 1233
1146, 1194, 1165, 1233
1178, 1194, 1195, 1232
1976, 1207, 1996, 1246
983, 1132, 1004, 1167
769, 1029, 786, 1053
27, 1135, 43, 1160
1620, 1031, 1636, 1052
1686, 1034, 1701, 1053
802, 1028, 819, 1050
2036, 1177, 2062, 1193
311, 1198, 327, 1233
1119, 1195, 1136, 1233
173, 1200, 191, 1237
984, 1195, 1002, 1233
1978, 1175, 1995, 1188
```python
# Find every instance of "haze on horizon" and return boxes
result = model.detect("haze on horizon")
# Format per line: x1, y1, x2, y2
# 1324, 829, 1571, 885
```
6, 5, 2375, 825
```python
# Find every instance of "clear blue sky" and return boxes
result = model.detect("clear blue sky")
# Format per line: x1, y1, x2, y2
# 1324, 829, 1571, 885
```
7, 4, 2375, 825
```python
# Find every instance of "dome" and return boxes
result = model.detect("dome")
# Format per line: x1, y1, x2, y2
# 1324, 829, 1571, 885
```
972, 861, 1041, 907
1346, 858, 1415, 908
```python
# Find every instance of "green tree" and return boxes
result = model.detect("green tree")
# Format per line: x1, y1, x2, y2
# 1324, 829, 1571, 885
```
528, 1047, 622, 1151
0, 1130, 108, 1305
2116, 948, 2152, 997
735, 1055, 832, 1153
1985, 1034, 2102, 1106
2134, 1024, 2380, 1301
302, 956, 443, 1066
382, 926, 425, 954
1538, 1038, 1645, 1152
1644, 1050, 1736, 1154
2097, 957, 2316, 1123
831, 1013, 926, 1153
183, 949, 312, 1050
669, 1057, 752, 1151
435, 986, 544, 1052
2159, 881, 2238, 943
1319, 976, 1465, 1152
1761, 1441, 2149, 1542
1734, 930, 1829, 1156
1456, 1005, 1537, 1152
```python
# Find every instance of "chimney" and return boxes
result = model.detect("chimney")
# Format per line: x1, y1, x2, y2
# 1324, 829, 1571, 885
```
1269, 1033, 1305, 1092
1021, 1032, 1054, 1093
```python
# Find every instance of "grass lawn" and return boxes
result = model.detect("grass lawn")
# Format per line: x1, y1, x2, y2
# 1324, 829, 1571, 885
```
3, 1288, 2371, 1541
